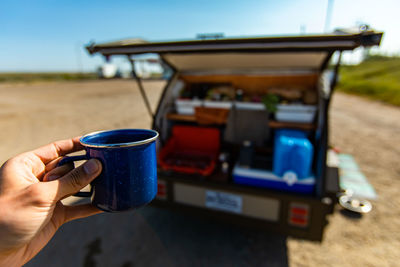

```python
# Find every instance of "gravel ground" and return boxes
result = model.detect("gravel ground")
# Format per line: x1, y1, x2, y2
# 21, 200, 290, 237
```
0, 80, 398, 267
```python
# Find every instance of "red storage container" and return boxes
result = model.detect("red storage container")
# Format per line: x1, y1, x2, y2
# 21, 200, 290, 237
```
158, 126, 220, 176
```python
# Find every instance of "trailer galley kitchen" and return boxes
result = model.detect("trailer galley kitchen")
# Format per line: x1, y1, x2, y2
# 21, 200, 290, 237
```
86, 29, 382, 241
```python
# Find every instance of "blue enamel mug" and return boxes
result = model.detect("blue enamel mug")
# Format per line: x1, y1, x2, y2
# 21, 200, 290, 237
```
58, 129, 158, 212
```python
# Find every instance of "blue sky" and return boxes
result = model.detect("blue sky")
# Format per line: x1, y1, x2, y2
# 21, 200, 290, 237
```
0, 0, 398, 72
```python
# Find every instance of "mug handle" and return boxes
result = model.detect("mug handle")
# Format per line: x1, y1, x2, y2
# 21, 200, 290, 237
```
57, 155, 92, 197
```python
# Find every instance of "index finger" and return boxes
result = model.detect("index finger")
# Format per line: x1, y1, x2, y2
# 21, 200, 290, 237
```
32, 136, 84, 164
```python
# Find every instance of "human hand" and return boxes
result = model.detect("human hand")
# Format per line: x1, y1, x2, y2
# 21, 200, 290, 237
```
0, 137, 103, 267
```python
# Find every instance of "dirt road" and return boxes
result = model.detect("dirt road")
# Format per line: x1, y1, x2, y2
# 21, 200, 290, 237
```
0, 80, 398, 267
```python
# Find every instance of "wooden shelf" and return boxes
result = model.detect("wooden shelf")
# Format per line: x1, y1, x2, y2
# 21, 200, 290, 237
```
167, 113, 316, 130
166, 113, 196, 122
268, 120, 316, 130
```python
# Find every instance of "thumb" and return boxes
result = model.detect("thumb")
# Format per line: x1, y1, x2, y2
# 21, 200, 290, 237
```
51, 159, 102, 201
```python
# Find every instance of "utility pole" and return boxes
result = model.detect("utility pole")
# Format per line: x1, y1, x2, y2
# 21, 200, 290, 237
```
75, 42, 83, 74
324, 0, 334, 33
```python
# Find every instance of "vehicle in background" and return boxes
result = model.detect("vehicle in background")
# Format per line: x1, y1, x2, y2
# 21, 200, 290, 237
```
97, 63, 121, 79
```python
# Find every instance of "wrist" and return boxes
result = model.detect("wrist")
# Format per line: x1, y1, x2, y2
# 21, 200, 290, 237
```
0, 199, 24, 267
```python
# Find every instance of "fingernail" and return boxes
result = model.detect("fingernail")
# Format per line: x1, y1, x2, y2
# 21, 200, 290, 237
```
83, 159, 100, 174
47, 175, 59, 181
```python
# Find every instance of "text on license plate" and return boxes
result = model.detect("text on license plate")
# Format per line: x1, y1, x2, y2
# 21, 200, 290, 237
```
205, 190, 243, 214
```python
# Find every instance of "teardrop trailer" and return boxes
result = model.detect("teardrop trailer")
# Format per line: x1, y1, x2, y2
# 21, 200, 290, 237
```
86, 29, 383, 241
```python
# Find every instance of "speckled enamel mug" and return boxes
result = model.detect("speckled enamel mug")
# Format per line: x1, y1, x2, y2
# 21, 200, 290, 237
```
58, 129, 158, 212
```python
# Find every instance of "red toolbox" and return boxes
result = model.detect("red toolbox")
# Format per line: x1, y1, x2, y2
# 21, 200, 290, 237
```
158, 126, 220, 176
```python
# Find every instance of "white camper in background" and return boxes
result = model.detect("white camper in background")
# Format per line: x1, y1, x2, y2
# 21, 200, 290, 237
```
97, 63, 119, 78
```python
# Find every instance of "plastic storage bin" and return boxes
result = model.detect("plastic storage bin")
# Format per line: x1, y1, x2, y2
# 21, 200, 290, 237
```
203, 100, 233, 109
275, 104, 317, 123
235, 102, 265, 110
158, 126, 220, 176
175, 99, 203, 115
273, 130, 313, 181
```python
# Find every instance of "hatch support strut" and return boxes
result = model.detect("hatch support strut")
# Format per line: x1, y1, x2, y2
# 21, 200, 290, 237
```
327, 52, 342, 106
128, 57, 154, 118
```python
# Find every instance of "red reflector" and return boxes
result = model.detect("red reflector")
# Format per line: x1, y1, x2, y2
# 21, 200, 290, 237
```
289, 203, 309, 227
291, 207, 308, 216
156, 180, 167, 200
290, 217, 307, 225
158, 183, 166, 192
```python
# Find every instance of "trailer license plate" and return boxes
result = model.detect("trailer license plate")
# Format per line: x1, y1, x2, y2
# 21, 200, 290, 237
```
205, 190, 243, 214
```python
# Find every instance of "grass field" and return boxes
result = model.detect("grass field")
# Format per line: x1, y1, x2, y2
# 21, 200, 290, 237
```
0, 72, 97, 83
1, 56, 399, 107
337, 55, 400, 106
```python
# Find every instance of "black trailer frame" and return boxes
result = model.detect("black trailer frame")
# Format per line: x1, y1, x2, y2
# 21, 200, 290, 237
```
86, 29, 382, 241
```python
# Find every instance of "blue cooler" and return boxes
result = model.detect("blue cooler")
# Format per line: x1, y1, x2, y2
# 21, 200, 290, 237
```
232, 129, 315, 194
233, 165, 315, 194
273, 129, 313, 180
